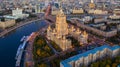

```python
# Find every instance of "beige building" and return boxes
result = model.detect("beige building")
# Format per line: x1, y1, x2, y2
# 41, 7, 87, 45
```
88, 9, 94, 14
88, 9, 108, 15
89, 0, 95, 9
72, 20, 117, 37
94, 9, 108, 15
69, 26, 88, 45
94, 18, 105, 23
0, 19, 15, 29
47, 8, 88, 50
51, 10, 59, 15
113, 9, 120, 15
72, 8, 84, 14
117, 24, 120, 31
109, 14, 120, 20
47, 8, 71, 51
51, 6, 59, 15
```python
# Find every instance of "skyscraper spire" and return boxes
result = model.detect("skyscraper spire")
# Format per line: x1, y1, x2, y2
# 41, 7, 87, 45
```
89, 0, 95, 9
91, 0, 94, 3
60, 8, 64, 15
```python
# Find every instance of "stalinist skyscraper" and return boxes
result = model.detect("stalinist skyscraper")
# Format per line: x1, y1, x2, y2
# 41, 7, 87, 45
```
89, 0, 95, 9
55, 9, 68, 38
47, 6, 88, 51
47, 8, 71, 51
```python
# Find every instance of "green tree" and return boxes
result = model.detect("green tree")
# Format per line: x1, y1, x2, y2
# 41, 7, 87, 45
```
100, 61, 106, 67
1, 17, 5, 21
112, 63, 117, 67
36, 49, 41, 56
39, 63, 48, 67
106, 59, 112, 64
25, 62, 29, 67
106, 64, 110, 67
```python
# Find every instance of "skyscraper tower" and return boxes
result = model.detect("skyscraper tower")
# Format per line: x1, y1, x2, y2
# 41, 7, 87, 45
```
89, 0, 95, 9
47, 7, 71, 51
55, 8, 68, 38
91, 0, 94, 3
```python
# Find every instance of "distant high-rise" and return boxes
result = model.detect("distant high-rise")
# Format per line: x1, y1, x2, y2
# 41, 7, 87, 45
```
89, 0, 95, 9
91, 0, 94, 3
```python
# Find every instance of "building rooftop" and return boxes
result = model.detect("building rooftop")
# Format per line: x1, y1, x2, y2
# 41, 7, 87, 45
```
61, 44, 120, 67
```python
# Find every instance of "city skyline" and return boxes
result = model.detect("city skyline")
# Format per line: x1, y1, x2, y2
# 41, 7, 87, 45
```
0, 0, 120, 67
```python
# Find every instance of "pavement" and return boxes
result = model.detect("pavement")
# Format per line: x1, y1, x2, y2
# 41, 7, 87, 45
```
24, 32, 38, 67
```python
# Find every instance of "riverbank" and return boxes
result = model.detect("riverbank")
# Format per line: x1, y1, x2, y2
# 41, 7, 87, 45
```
0, 18, 43, 37
24, 32, 38, 67
0, 20, 46, 67
24, 20, 51, 67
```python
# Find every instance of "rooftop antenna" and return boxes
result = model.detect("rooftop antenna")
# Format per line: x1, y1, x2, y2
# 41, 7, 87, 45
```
59, 1, 64, 15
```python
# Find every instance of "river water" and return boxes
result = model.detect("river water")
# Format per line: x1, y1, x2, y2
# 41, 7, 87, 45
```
0, 20, 47, 67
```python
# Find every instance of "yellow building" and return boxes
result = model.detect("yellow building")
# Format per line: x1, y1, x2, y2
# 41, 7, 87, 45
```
89, 0, 95, 9
55, 9, 68, 37
0, 19, 15, 29
69, 26, 88, 45
88, 9, 108, 14
109, 14, 120, 19
47, 8, 71, 51
51, 10, 59, 15
47, 8, 88, 50
51, 6, 59, 15
72, 8, 84, 14
113, 9, 120, 15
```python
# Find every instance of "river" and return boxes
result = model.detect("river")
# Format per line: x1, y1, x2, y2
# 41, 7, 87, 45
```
0, 20, 47, 67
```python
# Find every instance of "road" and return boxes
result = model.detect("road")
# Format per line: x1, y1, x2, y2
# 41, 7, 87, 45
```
45, 39, 59, 54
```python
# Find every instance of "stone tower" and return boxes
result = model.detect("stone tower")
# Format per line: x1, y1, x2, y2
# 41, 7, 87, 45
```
55, 8, 68, 38
89, 0, 95, 9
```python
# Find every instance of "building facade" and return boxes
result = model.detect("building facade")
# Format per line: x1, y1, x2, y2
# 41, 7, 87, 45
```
60, 45, 120, 67
72, 8, 84, 14
89, 0, 95, 9
47, 9, 71, 51
12, 8, 29, 19
47, 9, 88, 50
69, 26, 88, 45
73, 20, 117, 37
0, 19, 15, 29
109, 14, 120, 20
88, 9, 108, 15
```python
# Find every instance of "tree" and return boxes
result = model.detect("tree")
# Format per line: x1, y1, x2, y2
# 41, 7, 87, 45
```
15, 18, 23, 23
106, 64, 110, 67
36, 49, 41, 56
39, 63, 48, 67
115, 56, 120, 63
82, 65, 86, 67
25, 62, 29, 67
36, 39, 45, 47
106, 59, 112, 64
44, 45, 51, 51
29, 13, 37, 18
112, 63, 117, 67
91, 62, 99, 67
1, 17, 5, 21
100, 61, 106, 67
